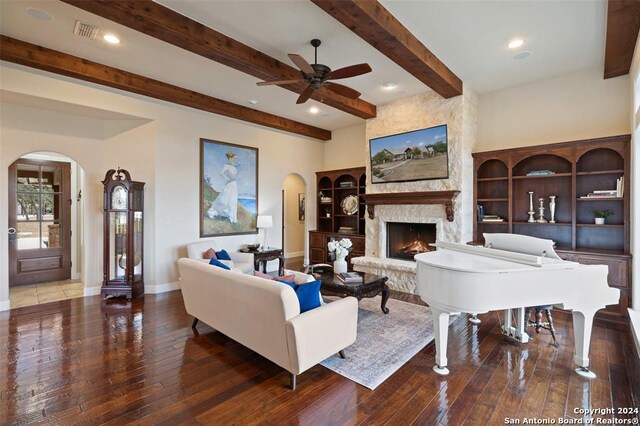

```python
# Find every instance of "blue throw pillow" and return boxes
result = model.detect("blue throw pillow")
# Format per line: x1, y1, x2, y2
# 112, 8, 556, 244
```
209, 258, 231, 270
275, 279, 321, 313
296, 279, 322, 313
276, 279, 298, 290
216, 249, 231, 261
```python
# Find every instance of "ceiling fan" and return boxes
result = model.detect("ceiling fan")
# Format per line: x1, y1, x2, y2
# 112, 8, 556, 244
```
257, 39, 372, 104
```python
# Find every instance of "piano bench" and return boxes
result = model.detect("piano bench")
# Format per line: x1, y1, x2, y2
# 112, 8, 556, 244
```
525, 306, 559, 348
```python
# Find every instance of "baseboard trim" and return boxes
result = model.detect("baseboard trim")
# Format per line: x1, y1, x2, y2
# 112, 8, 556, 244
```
0, 299, 10, 312
285, 251, 305, 258
84, 287, 101, 297
146, 281, 180, 294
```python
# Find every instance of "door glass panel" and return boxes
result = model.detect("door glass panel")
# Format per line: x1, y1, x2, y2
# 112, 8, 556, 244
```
16, 221, 40, 250
43, 221, 61, 248
41, 165, 62, 192
17, 192, 39, 221
41, 193, 62, 221
16, 164, 40, 192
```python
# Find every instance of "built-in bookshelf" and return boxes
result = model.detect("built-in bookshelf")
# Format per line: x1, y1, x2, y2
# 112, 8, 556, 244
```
309, 167, 366, 269
472, 135, 631, 324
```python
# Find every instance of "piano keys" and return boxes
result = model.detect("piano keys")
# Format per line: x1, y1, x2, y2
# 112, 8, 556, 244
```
415, 233, 620, 379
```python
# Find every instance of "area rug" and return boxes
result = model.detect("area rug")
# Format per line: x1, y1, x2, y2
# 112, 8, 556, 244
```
320, 296, 453, 390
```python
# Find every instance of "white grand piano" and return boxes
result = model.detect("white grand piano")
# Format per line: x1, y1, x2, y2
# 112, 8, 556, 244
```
415, 233, 620, 379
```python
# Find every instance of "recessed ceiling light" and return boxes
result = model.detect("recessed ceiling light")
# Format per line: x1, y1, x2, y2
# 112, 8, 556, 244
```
26, 7, 54, 21
513, 51, 531, 60
103, 34, 121, 45
508, 39, 524, 49
248, 99, 259, 105
309, 106, 320, 114
382, 82, 398, 90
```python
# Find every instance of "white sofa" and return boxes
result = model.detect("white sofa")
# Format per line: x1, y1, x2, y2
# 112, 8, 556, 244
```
186, 240, 254, 274
177, 258, 358, 389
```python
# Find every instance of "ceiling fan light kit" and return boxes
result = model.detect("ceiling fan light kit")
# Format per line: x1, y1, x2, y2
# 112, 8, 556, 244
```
257, 39, 372, 104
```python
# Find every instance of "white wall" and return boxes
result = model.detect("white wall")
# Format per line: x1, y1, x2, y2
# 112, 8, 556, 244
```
630, 33, 640, 311
323, 123, 366, 170
282, 174, 306, 258
477, 68, 631, 151
0, 64, 325, 308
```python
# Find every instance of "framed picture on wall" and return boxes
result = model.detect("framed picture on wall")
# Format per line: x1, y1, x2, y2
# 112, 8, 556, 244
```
298, 193, 305, 221
200, 138, 258, 237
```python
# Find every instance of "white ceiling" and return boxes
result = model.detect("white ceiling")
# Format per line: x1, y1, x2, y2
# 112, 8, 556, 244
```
0, 0, 607, 132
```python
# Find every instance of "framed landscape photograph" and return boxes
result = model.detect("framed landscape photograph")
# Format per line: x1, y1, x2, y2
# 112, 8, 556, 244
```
200, 138, 258, 237
369, 124, 449, 183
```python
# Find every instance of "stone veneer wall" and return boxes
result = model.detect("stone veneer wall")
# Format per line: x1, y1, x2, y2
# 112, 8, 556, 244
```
354, 89, 477, 293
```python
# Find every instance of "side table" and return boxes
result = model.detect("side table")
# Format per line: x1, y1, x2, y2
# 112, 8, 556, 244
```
240, 247, 284, 275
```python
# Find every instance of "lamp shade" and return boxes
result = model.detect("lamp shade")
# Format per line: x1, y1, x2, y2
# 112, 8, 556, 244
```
256, 215, 273, 229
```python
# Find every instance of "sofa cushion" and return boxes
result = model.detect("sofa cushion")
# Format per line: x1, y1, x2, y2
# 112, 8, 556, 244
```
276, 279, 298, 290
203, 248, 217, 260
216, 249, 232, 261
209, 258, 231, 270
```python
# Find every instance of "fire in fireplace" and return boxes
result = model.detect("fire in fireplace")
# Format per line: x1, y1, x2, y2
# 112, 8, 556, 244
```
386, 222, 436, 261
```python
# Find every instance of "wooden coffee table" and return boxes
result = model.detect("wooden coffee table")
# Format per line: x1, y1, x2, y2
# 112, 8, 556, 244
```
316, 271, 390, 314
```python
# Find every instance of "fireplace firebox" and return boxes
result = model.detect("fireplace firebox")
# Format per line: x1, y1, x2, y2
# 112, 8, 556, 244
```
386, 222, 436, 261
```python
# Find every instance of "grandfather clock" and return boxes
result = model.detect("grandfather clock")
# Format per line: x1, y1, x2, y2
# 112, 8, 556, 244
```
102, 168, 145, 299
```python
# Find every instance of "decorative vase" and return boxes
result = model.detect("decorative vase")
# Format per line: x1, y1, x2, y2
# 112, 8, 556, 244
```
334, 255, 348, 274
595, 217, 605, 225
549, 195, 556, 223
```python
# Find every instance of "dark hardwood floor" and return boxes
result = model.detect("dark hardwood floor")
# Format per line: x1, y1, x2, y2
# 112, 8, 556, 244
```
1, 290, 638, 425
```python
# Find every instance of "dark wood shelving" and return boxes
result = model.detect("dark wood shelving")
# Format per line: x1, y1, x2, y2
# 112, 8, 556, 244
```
512, 172, 572, 179
477, 177, 508, 182
473, 134, 631, 325
576, 169, 624, 176
512, 221, 572, 226
310, 167, 366, 270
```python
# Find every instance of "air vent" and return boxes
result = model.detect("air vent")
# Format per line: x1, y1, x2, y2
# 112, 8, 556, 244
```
73, 21, 98, 39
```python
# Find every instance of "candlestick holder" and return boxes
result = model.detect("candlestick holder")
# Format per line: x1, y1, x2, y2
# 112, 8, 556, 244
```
536, 198, 548, 223
527, 191, 535, 223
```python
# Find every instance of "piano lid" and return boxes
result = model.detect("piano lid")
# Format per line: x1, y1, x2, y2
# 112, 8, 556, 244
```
415, 241, 578, 274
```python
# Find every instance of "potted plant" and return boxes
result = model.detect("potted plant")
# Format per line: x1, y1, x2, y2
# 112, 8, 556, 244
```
327, 238, 353, 274
593, 209, 614, 225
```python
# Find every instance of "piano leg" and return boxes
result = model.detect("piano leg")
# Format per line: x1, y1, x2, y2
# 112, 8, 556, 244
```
572, 308, 598, 379
431, 306, 451, 375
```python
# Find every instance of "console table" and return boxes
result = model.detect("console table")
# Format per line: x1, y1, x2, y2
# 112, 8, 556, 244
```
240, 247, 284, 275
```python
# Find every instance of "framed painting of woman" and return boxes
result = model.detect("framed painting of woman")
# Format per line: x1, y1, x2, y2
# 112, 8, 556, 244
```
200, 139, 258, 237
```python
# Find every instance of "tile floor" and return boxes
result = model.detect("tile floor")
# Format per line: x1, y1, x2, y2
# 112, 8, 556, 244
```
9, 280, 85, 308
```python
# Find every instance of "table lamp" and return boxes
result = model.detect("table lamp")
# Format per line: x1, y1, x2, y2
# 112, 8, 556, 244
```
256, 215, 273, 248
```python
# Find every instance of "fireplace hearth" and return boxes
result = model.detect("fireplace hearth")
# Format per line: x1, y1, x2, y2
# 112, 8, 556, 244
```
386, 222, 436, 261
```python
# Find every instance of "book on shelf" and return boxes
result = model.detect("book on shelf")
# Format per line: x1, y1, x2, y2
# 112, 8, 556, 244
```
616, 176, 624, 197
481, 214, 504, 222
339, 181, 355, 187
337, 272, 363, 283
526, 170, 555, 176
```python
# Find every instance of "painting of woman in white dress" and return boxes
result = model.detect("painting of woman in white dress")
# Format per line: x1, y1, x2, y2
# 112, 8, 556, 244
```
200, 139, 258, 237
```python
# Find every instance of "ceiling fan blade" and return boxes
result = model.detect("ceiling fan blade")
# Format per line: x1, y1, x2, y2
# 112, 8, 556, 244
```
256, 79, 303, 86
296, 85, 315, 104
288, 54, 316, 76
326, 82, 361, 99
328, 63, 372, 80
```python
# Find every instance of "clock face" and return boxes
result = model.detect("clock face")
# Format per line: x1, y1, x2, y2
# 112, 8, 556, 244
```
111, 186, 128, 210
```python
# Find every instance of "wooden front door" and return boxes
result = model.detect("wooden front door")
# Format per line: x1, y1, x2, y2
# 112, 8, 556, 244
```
8, 159, 72, 286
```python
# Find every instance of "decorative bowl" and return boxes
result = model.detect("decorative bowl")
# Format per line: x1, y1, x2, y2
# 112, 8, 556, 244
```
246, 243, 261, 251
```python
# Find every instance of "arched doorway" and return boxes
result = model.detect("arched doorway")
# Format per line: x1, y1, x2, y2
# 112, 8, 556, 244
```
281, 174, 306, 271
8, 151, 85, 307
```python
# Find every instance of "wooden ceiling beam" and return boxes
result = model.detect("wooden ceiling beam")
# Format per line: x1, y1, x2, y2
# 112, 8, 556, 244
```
59, 0, 376, 119
310, 0, 463, 99
604, 0, 640, 79
0, 36, 332, 141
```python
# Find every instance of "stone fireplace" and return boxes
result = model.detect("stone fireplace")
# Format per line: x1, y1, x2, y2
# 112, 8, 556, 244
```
350, 89, 477, 293
386, 222, 436, 261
